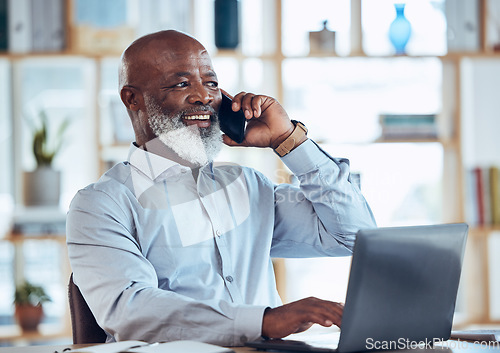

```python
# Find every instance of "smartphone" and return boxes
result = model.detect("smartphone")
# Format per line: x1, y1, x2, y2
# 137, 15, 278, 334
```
218, 92, 246, 144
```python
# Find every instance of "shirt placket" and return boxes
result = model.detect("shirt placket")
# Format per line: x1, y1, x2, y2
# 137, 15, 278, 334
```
197, 171, 243, 304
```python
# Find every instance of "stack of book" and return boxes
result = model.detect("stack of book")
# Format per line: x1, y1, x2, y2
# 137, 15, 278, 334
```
0, 0, 135, 54
2, 0, 65, 53
379, 114, 438, 140
466, 166, 500, 227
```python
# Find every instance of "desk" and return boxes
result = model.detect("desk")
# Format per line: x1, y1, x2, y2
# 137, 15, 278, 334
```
0, 344, 256, 353
1, 341, 500, 353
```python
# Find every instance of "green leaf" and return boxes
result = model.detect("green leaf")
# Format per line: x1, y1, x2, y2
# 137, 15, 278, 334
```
14, 281, 51, 306
29, 110, 71, 167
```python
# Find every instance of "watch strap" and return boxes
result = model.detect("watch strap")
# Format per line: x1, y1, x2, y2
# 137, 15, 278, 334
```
274, 120, 308, 157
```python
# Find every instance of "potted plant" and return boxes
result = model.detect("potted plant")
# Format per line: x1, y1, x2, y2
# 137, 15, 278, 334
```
24, 110, 70, 206
14, 281, 51, 332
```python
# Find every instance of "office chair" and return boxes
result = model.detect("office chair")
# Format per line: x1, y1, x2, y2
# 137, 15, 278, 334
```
68, 273, 107, 344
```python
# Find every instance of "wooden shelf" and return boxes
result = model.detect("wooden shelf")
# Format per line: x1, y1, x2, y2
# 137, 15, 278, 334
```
469, 226, 500, 237
441, 52, 500, 60
0, 51, 121, 60
0, 324, 71, 343
2, 233, 66, 243
2, 50, 500, 62
374, 137, 442, 144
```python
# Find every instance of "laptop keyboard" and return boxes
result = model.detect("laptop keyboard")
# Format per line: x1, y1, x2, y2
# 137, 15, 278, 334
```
297, 331, 341, 349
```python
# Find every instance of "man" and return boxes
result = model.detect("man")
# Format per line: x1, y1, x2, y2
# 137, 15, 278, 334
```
66, 30, 376, 346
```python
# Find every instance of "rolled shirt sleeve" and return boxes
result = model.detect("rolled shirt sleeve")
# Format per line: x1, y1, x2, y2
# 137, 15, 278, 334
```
272, 139, 377, 257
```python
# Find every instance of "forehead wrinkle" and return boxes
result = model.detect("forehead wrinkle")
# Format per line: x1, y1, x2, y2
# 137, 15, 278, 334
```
121, 34, 217, 91
120, 30, 211, 86
173, 70, 217, 77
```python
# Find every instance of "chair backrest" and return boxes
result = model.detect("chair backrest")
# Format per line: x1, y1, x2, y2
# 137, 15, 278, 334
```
68, 273, 107, 344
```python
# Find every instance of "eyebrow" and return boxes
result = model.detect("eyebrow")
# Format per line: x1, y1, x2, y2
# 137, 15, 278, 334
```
205, 70, 217, 78
175, 71, 192, 77
173, 70, 217, 78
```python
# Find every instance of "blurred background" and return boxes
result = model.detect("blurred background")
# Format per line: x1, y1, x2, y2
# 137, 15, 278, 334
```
0, 0, 499, 346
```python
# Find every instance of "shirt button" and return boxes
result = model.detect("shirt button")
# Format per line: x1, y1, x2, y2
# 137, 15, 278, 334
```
216, 230, 222, 236
225, 276, 233, 283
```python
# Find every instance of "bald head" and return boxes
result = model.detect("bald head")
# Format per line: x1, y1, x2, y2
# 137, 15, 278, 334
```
119, 30, 207, 91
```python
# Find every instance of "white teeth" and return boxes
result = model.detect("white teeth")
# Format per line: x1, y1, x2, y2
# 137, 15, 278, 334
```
184, 114, 210, 120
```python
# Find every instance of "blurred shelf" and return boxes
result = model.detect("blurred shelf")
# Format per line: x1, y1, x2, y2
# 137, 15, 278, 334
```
0, 51, 121, 60
0, 324, 71, 343
441, 52, 500, 60
2, 50, 500, 62
375, 137, 442, 144
372, 138, 457, 150
469, 226, 500, 237
2, 233, 66, 243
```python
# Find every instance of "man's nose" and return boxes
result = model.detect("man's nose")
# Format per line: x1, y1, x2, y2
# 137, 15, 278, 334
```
187, 84, 213, 105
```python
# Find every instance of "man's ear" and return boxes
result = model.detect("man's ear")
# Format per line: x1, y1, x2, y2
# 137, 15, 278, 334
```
120, 86, 142, 111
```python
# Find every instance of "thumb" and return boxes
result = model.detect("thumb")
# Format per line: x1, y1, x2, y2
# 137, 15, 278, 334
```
222, 134, 248, 147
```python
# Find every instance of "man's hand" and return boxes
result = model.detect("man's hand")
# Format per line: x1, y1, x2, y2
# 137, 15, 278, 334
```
221, 91, 304, 149
262, 297, 344, 339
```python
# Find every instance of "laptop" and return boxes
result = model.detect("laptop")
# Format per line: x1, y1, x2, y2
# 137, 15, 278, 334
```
246, 223, 468, 352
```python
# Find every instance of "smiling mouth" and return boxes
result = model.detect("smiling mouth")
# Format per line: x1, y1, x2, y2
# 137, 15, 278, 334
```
182, 114, 212, 128
183, 114, 211, 121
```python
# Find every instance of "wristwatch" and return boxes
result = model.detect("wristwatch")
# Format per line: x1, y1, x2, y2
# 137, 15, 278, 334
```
274, 120, 308, 157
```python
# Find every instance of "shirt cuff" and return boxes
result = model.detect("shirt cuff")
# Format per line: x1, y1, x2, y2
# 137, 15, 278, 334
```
233, 305, 268, 346
280, 139, 331, 176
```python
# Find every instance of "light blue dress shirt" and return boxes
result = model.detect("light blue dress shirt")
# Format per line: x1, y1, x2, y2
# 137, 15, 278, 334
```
66, 139, 376, 346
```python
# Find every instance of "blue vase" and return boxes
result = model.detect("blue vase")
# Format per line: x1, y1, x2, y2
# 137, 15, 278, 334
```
389, 4, 412, 55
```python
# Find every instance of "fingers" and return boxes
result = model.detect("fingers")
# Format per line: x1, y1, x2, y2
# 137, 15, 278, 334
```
232, 92, 265, 119
262, 297, 344, 339
221, 90, 292, 149
299, 298, 342, 327
222, 134, 236, 146
222, 134, 249, 147
294, 322, 314, 334
220, 88, 232, 99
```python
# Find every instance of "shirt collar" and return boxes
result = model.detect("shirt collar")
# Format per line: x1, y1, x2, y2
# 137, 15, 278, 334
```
127, 143, 183, 181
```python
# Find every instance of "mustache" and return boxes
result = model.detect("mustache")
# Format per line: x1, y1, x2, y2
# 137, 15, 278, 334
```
180, 106, 218, 121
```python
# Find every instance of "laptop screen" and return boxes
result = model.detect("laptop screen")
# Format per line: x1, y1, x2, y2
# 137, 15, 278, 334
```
338, 223, 468, 352
246, 223, 468, 353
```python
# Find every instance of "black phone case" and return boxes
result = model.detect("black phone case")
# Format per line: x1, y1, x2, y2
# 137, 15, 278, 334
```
219, 93, 246, 144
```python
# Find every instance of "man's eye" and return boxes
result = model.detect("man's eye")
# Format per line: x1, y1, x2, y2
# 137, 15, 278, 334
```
207, 81, 218, 88
175, 82, 188, 88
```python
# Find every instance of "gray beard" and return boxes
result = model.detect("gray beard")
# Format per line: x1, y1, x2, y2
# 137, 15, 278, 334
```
145, 98, 223, 167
